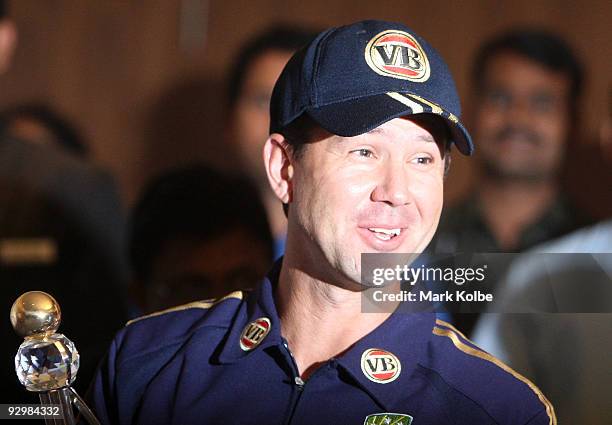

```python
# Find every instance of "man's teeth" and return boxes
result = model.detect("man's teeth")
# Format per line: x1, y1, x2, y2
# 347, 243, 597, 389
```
368, 228, 401, 240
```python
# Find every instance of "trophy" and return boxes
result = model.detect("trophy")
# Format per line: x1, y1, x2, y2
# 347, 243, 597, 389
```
11, 291, 101, 425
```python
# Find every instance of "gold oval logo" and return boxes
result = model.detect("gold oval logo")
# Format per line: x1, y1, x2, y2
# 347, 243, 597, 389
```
365, 30, 430, 82
361, 348, 402, 384
239, 317, 271, 351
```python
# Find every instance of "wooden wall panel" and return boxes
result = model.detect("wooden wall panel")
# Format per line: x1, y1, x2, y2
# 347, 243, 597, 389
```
0, 0, 609, 212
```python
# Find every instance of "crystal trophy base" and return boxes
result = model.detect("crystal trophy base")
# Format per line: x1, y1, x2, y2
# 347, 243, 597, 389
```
15, 333, 80, 392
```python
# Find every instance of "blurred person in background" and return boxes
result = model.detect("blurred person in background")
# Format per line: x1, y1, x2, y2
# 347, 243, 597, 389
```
0, 102, 89, 158
0, 137, 129, 400
473, 92, 612, 423
225, 25, 317, 257
0, 0, 127, 401
0, 0, 15, 74
428, 29, 592, 335
129, 164, 274, 314
432, 29, 589, 254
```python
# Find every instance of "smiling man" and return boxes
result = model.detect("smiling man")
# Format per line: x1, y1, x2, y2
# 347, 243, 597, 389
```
91, 21, 555, 425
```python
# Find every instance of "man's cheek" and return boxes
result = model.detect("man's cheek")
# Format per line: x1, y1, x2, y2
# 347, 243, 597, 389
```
414, 186, 443, 221
412, 174, 443, 199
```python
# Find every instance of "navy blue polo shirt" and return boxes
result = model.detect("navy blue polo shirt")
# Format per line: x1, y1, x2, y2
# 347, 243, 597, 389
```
91, 261, 555, 425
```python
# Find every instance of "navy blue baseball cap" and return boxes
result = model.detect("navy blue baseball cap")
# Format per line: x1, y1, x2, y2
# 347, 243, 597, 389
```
270, 20, 473, 155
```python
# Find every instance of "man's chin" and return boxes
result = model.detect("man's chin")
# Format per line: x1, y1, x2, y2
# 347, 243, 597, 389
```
329, 261, 366, 292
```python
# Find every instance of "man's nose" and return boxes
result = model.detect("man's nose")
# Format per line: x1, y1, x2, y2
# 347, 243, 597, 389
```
370, 162, 412, 207
506, 97, 535, 126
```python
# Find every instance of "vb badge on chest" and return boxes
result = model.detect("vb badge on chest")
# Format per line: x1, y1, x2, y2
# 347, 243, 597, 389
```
361, 348, 401, 384
239, 317, 271, 351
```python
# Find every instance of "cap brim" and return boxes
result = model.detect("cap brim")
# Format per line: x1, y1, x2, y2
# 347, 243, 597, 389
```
306, 92, 473, 155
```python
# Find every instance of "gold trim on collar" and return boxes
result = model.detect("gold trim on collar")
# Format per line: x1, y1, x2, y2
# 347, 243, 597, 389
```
432, 324, 556, 425
435, 318, 470, 339
126, 291, 244, 326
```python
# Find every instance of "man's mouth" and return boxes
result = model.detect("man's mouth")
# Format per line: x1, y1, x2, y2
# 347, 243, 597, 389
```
494, 127, 542, 147
357, 224, 410, 251
367, 227, 402, 241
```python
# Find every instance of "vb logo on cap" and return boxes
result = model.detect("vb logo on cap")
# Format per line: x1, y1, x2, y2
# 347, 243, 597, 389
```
365, 30, 430, 82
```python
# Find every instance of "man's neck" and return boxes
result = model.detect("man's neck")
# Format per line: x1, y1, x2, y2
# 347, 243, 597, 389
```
263, 190, 288, 241
276, 263, 393, 379
478, 177, 559, 250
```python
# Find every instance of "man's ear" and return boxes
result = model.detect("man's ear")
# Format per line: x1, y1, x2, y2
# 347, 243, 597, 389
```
263, 133, 293, 204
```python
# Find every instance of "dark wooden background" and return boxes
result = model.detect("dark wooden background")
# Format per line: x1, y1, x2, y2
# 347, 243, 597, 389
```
1, 0, 610, 216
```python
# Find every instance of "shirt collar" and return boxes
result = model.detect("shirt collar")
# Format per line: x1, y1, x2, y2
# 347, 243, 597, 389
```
216, 258, 436, 411
216, 259, 284, 364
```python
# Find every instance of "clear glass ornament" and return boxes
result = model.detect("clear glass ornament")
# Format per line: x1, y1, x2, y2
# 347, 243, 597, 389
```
15, 333, 80, 392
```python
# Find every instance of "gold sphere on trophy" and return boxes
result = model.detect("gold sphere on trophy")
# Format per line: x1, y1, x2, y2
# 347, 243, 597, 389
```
10, 291, 61, 337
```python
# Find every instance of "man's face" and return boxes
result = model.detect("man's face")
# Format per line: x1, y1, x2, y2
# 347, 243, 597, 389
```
474, 52, 571, 181
232, 50, 294, 188
287, 117, 446, 287
146, 227, 270, 312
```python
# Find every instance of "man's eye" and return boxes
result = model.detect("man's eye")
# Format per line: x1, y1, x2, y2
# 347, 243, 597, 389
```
531, 94, 555, 113
487, 90, 512, 109
352, 148, 375, 158
412, 156, 433, 165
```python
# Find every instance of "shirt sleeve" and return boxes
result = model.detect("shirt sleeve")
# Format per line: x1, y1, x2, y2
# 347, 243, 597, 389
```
524, 407, 555, 425
89, 333, 122, 425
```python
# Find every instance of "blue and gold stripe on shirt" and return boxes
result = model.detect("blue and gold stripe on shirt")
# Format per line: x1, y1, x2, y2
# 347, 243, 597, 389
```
126, 290, 244, 326
433, 319, 556, 425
